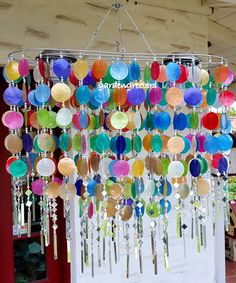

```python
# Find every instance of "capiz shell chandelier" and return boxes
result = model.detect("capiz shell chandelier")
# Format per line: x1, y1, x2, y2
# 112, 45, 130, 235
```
2, 0, 235, 279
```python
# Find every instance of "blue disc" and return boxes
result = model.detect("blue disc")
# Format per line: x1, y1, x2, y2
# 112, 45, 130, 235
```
93, 87, 110, 104
109, 160, 116, 177
53, 58, 71, 80
3, 86, 23, 106
166, 62, 181, 81
79, 110, 89, 129
28, 90, 42, 107
159, 180, 172, 197
217, 134, 233, 151
159, 199, 171, 214
130, 61, 140, 81
35, 84, 50, 103
110, 61, 129, 81
29, 152, 37, 168
87, 179, 97, 197
218, 157, 228, 175
181, 137, 191, 154
174, 112, 187, 131
135, 199, 145, 217
116, 135, 126, 155
184, 87, 203, 106
189, 159, 201, 177
158, 111, 171, 131
22, 133, 33, 152
75, 179, 83, 196
204, 135, 219, 154
76, 85, 90, 104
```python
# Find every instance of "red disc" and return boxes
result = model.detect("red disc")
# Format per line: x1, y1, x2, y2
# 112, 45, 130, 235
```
176, 65, 188, 83
219, 90, 235, 107
151, 61, 160, 80
211, 153, 223, 169
202, 112, 218, 130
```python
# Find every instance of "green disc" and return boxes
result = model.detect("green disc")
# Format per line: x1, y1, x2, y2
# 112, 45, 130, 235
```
162, 157, 170, 176
37, 109, 50, 128
47, 111, 57, 129
190, 112, 199, 129
180, 160, 188, 176
9, 159, 27, 177
144, 65, 151, 83
124, 137, 131, 154
72, 134, 82, 151
95, 132, 110, 152
146, 202, 160, 218
151, 134, 162, 152
132, 135, 142, 153
59, 132, 71, 152
124, 182, 132, 199
87, 114, 96, 130
206, 88, 217, 106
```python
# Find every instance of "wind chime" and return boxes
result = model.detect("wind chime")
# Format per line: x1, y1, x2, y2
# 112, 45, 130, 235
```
2, 0, 235, 279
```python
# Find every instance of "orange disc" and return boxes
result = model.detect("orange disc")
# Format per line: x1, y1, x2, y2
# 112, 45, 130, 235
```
92, 59, 107, 80
200, 90, 207, 108
157, 65, 167, 83
58, 157, 76, 176
214, 65, 229, 84
29, 112, 40, 129
161, 135, 170, 153
4, 134, 23, 153
143, 133, 153, 152
113, 88, 127, 106
166, 87, 183, 106
167, 136, 185, 154
45, 182, 60, 198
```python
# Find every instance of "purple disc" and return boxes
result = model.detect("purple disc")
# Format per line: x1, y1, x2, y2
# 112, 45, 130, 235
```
127, 87, 146, 105
3, 86, 22, 106
184, 87, 203, 106
83, 70, 95, 85
32, 178, 45, 196
123, 198, 134, 206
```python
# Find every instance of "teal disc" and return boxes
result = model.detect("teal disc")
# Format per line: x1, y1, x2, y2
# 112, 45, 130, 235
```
9, 159, 27, 177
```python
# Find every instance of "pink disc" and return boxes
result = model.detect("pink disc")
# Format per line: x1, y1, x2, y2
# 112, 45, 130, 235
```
219, 90, 235, 107
72, 112, 81, 130
88, 202, 94, 219
53, 177, 63, 185
32, 178, 45, 196
2, 111, 24, 129
223, 68, 234, 85
113, 160, 130, 178
196, 133, 205, 153
82, 134, 86, 154
18, 58, 30, 77
149, 87, 162, 105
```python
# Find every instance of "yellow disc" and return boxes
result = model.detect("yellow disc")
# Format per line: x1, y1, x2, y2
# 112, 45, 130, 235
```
108, 183, 123, 200
132, 159, 144, 177
143, 133, 153, 152
44, 181, 60, 198
51, 82, 71, 103
58, 157, 76, 176
4, 134, 23, 154
166, 87, 183, 106
5, 61, 20, 81
201, 69, 210, 86
72, 60, 89, 80
110, 111, 128, 130
37, 133, 53, 152
197, 178, 210, 195
59, 183, 76, 200
126, 111, 136, 130
167, 136, 185, 154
